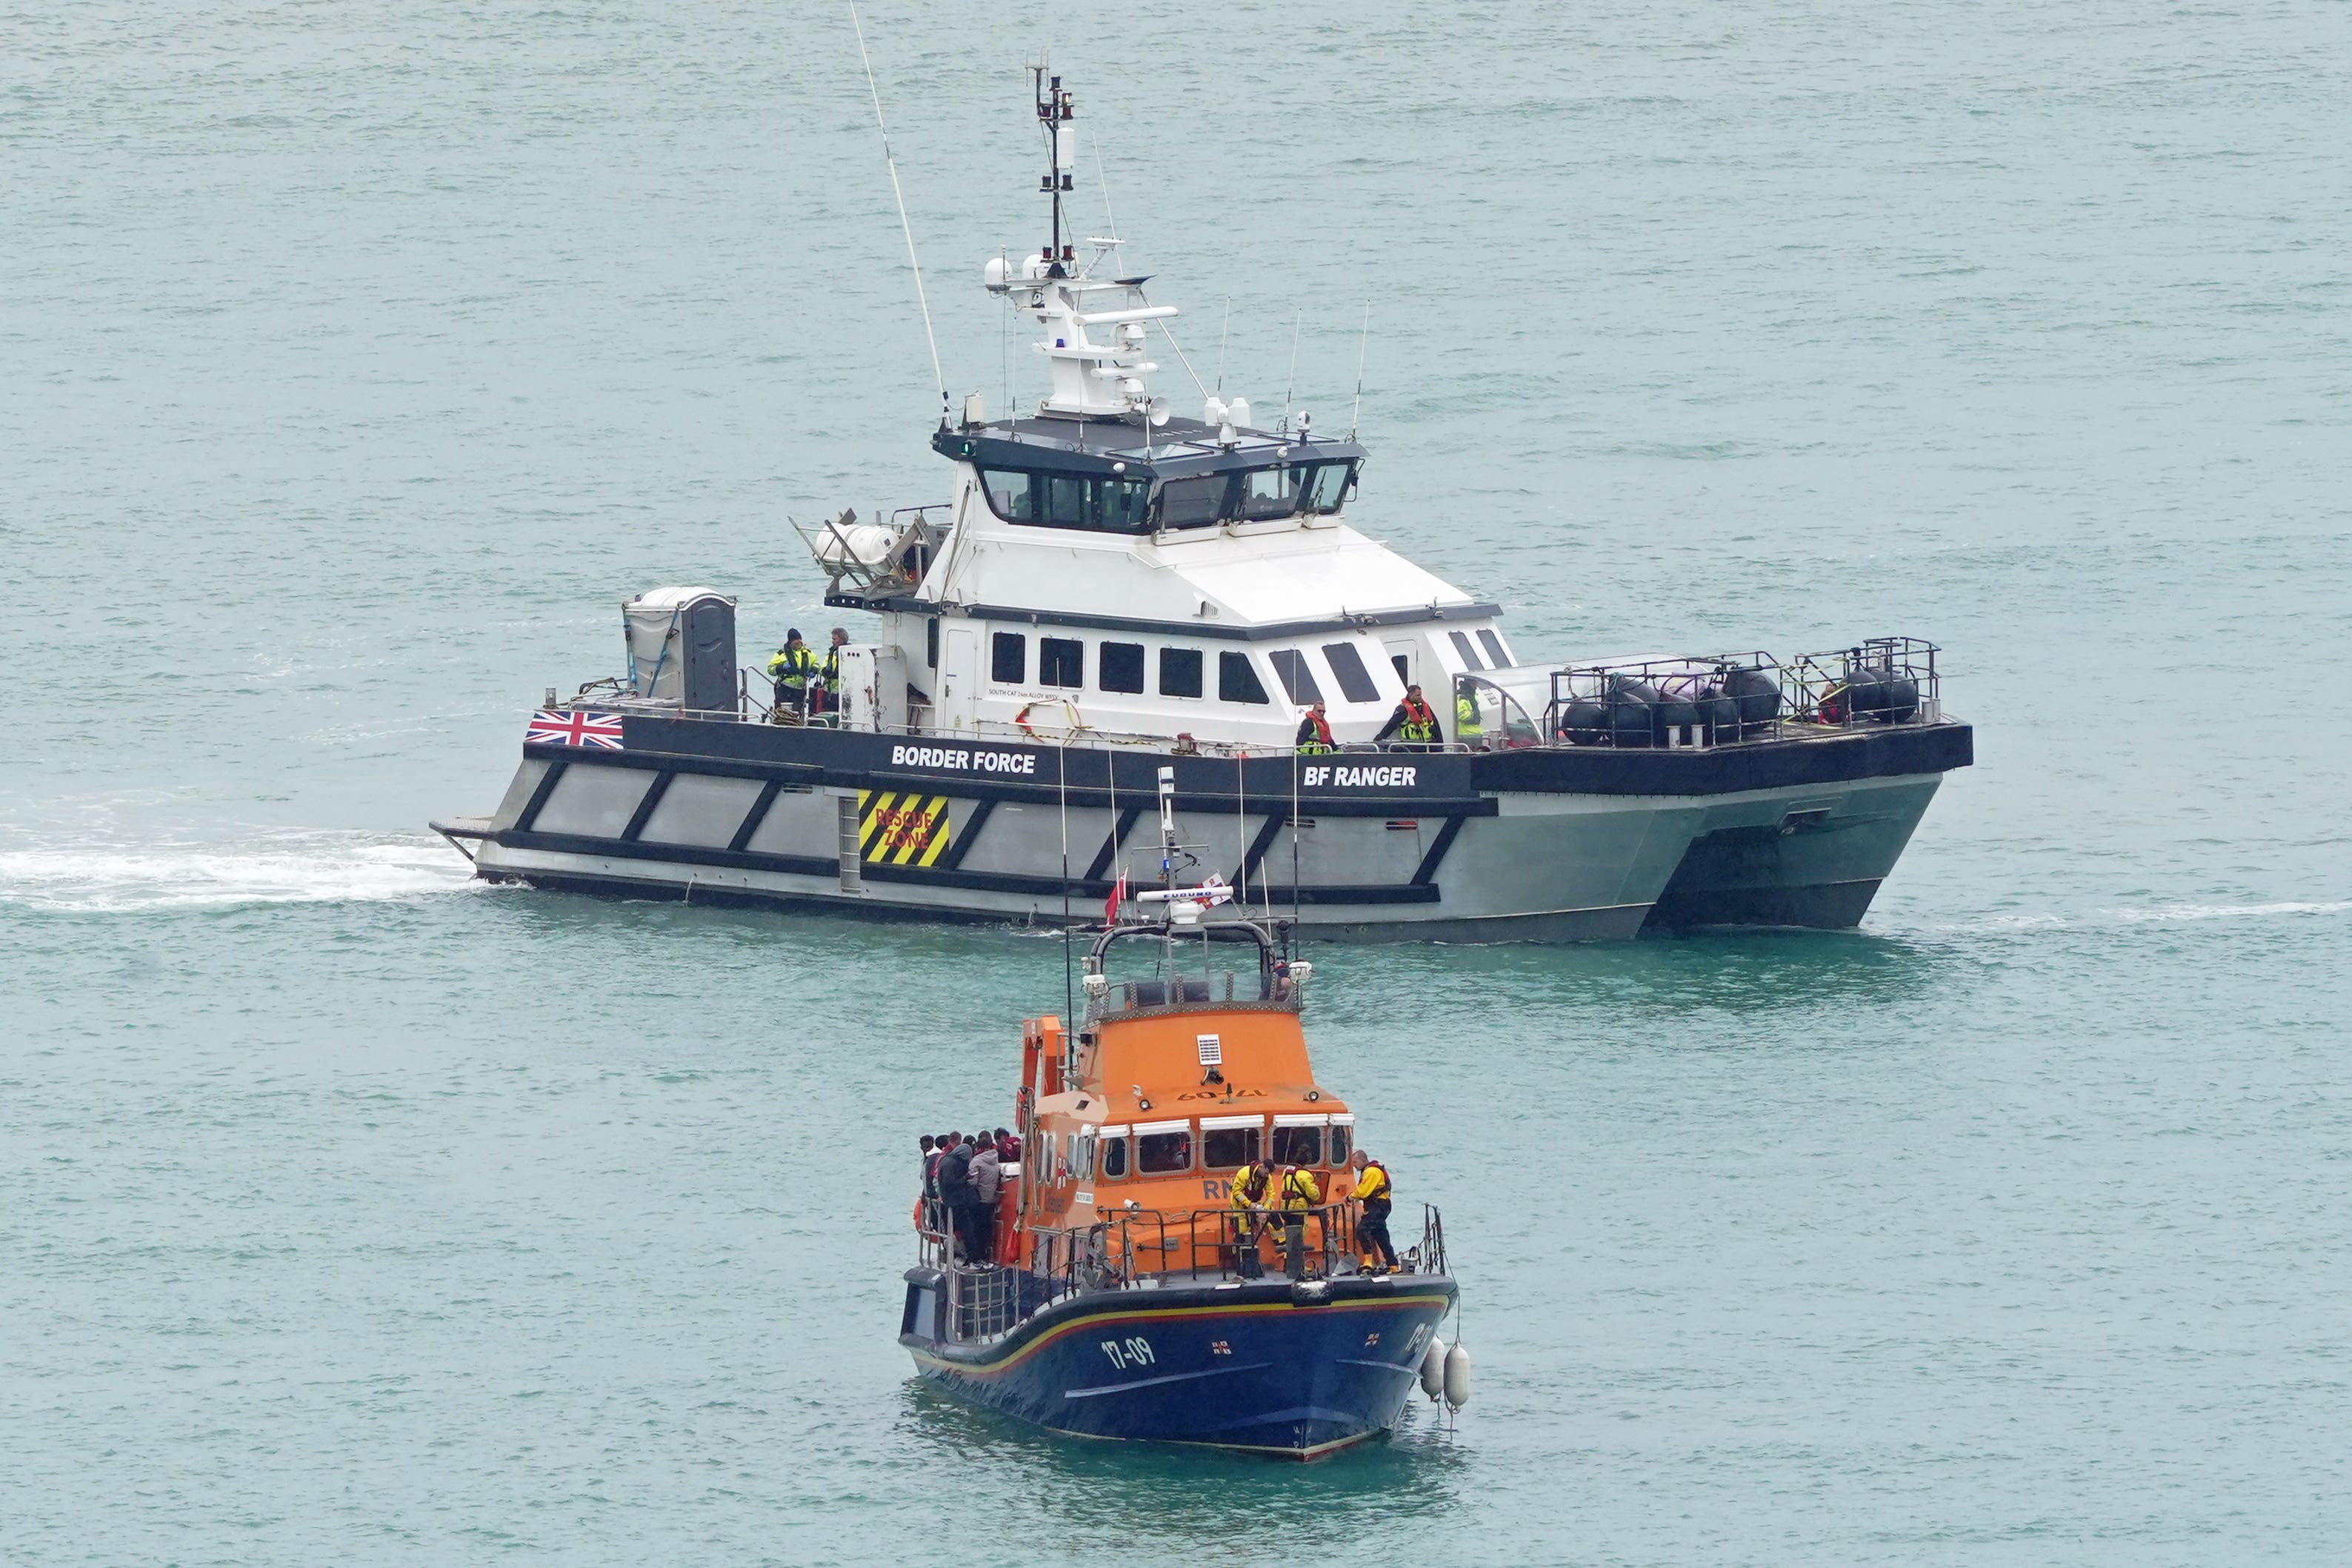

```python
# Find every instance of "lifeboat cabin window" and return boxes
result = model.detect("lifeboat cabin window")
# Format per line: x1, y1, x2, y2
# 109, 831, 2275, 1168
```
991, 632, 1026, 684
1219, 652, 1269, 706
1097, 1127, 1130, 1180
1449, 630, 1485, 671
1039, 637, 1084, 689
1150, 461, 1358, 532
1322, 642, 1382, 704
1136, 1121, 1193, 1175
1479, 629, 1511, 667
1328, 1120, 1353, 1165
1268, 649, 1322, 707
1099, 641, 1145, 695
1270, 1121, 1323, 1167
1200, 1115, 1263, 1170
1159, 647, 1203, 698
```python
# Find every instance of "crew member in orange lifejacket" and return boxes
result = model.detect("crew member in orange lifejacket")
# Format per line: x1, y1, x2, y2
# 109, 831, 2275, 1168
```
1293, 701, 1334, 755
1375, 684, 1442, 750
1349, 1148, 1397, 1275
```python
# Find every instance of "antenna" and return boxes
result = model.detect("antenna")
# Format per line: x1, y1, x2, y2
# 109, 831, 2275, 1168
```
848, 3, 947, 425
1349, 301, 1370, 439
1033, 67, 1076, 277
1091, 125, 1120, 247
1281, 310, 1301, 433
1216, 298, 1230, 395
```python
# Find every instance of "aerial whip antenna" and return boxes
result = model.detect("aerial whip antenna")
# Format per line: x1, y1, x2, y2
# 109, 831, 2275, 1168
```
1280, 310, 1301, 432
848, 4, 948, 426
1349, 301, 1370, 439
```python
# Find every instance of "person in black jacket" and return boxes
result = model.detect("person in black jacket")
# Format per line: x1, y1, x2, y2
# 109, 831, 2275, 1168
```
918, 1134, 939, 1232
935, 1135, 981, 1264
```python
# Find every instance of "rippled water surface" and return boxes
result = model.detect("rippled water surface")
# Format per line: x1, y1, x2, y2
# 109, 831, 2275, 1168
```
5, 2, 2349, 1563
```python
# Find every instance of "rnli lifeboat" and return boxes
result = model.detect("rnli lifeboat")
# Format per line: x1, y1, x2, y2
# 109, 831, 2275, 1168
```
899, 779, 1460, 1458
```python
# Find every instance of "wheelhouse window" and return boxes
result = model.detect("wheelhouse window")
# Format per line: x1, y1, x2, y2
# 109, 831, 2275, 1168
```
982, 468, 1033, 522
1271, 1124, 1323, 1167
925, 616, 939, 670
1218, 651, 1269, 704
1155, 476, 1225, 530
1268, 649, 1322, 706
990, 632, 1026, 684
1099, 641, 1145, 694
1096, 479, 1151, 531
1478, 630, 1511, 668
1327, 1123, 1352, 1164
1450, 630, 1485, 671
1040, 637, 1084, 688
1159, 647, 1203, 698
1098, 1130, 1130, 1180
1304, 461, 1353, 513
1201, 1118, 1262, 1171
1236, 466, 1303, 521
979, 467, 1151, 534
1322, 642, 1380, 703
1137, 1127, 1193, 1174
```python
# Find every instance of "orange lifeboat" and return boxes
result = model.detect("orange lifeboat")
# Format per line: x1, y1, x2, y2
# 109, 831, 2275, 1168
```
900, 901, 1459, 1458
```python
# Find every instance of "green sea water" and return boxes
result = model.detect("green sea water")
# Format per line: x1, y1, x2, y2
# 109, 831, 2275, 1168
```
5, 2, 2349, 1562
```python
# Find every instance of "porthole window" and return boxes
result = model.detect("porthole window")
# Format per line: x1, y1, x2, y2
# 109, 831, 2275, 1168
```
1268, 649, 1323, 707
1159, 647, 1204, 698
1321, 642, 1381, 703
1099, 641, 1145, 694
1218, 652, 1269, 705
1040, 637, 1084, 688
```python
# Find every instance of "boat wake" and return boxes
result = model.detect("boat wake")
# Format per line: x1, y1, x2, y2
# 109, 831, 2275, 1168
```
1927, 900, 2349, 936
0, 832, 476, 914
2113, 900, 2351, 924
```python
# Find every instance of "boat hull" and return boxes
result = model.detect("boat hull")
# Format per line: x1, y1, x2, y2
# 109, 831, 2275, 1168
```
901, 1272, 1458, 1458
437, 714, 1970, 941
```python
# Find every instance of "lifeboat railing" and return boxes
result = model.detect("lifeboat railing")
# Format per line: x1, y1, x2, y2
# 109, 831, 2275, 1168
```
918, 1202, 1450, 1347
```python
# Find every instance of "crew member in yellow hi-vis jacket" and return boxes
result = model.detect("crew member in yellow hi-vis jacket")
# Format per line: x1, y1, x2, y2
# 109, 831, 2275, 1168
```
1349, 1148, 1398, 1275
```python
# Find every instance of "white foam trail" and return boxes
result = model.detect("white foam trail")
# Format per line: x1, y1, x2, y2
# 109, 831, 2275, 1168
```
0, 833, 475, 913
2113, 900, 2351, 924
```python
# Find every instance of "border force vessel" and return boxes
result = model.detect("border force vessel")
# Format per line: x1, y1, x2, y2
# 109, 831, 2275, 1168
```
433, 73, 1973, 941
905, 810, 1462, 1458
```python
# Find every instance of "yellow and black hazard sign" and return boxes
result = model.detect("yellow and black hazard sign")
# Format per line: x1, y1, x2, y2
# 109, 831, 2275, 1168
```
858, 790, 952, 867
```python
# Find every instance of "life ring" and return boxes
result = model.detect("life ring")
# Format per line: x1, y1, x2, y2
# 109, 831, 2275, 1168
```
1015, 697, 1082, 738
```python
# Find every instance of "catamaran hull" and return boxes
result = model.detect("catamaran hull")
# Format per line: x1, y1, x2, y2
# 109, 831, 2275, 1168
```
901, 1272, 1457, 1458
435, 715, 1970, 941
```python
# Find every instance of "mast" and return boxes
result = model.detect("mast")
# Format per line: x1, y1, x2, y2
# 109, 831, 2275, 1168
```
1033, 68, 1074, 279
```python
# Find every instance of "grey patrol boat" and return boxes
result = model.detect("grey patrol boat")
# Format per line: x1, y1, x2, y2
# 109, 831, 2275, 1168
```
432, 73, 1972, 941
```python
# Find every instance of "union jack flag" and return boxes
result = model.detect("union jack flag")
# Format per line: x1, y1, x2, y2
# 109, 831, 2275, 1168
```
527, 710, 625, 750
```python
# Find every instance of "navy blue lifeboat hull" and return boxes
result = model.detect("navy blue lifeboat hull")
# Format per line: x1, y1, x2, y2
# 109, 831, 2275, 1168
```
901, 1270, 1458, 1458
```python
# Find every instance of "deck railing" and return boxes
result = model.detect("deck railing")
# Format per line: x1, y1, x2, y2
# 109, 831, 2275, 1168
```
541, 635, 1948, 760
917, 1201, 1445, 1347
